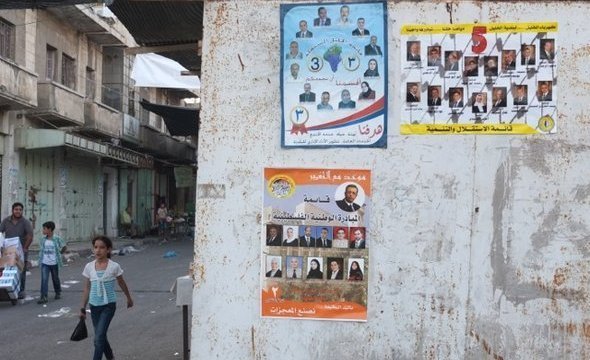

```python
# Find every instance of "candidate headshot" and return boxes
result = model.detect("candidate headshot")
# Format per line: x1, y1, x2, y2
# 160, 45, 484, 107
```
537, 81, 552, 102
315, 227, 332, 248
352, 17, 370, 36
266, 224, 282, 246
540, 39, 555, 60
282, 226, 298, 246
427, 46, 442, 67
314, 6, 331, 26
471, 92, 487, 114
296, 20, 313, 38
306, 257, 324, 279
336, 183, 361, 212
358, 81, 376, 101
265, 256, 282, 278
288, 63, 301, 81
285, 41, 303, 60
502, 50, 516, 71
286, 256, 303, 279
449, 88, 464, 108
445, 51, 461, 71
327, 257, 344, 280
463, 56, 478, 77
332, 227, 349, 249
299, 83, 316, 103
428, 86, 442, 106
338, 5, 351, 25
363, 58, 379, 77
484, 56, 498, 77
349, 227, 366, 249
406, 82, 420, 103
317, 91, 333, 111
298, 225, 316, 247
513, 85, 528, 106
364, 35, 382, 56
348, 258, 365, 281
338, 89, 356, 109
407, 41, 421, 62
492, 87, 507, 108
521, 44, 535, 66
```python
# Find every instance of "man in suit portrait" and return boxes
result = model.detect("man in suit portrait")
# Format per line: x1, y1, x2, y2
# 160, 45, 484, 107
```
513, 85, 528, 105
299, 83, 316, 102
406, 83, 420, 103
313, 6, 331, 26
445, 51, 460, 71
427, 46, 442, 66
349, 228, 366, 249
316, 227, 332, 248
298, 225, 316, 247
364, 35, 382, 56
352, 17, 370, 36
463, 57, 478, 77
287, 256, 302, 279
266, 225, 282, 246
502, 50, 516, 71
266, 257, 282, 278
537, 82, 552, 101
428, 87, 442, 106
285, 41, 302, 60
492, 88, 507, 107
521, 45, 535, 65
540, 39, 555, 60
450, 90, 464, 108
327, 258, 344, 280
407, 41, 421, 61
336, 184, 361, 212
296, 20, 313, 38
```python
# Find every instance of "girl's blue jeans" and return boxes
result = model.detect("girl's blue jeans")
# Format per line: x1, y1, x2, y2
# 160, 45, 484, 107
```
90, 302, 116, 360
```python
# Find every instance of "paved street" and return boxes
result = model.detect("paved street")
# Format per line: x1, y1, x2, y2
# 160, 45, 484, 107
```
0, 237, 194, 360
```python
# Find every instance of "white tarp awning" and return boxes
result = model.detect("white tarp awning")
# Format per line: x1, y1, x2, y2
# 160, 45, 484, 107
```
131, 53, 200, 91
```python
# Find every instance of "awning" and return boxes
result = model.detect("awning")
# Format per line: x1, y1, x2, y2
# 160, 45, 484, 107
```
140, 99, 199, 137
131, 53, 200, 91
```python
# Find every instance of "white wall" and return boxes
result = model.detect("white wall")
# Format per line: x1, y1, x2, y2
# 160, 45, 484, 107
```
194, 1, 590, 358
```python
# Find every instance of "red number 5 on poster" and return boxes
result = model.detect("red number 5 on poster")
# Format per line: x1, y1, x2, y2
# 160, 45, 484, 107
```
471, 26, 487, 53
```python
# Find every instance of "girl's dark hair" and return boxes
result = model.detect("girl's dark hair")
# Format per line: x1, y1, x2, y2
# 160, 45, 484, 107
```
92, 235, 113, 258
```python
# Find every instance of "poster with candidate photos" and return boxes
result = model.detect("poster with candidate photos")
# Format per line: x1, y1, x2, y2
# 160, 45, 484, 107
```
262, 168, 370, 321
280, 2, 387, 148
400, 22, 558, 135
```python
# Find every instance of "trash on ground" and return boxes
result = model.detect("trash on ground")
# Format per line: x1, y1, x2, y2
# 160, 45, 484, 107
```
116, 245, 143, 256
38, 307, 71, 318
163, 251, 177, 258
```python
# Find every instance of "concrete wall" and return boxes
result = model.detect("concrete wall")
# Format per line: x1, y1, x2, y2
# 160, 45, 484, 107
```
194, 1, 590, 358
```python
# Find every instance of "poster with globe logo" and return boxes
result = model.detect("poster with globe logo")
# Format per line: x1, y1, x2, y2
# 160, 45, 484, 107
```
280, 2, 387, 148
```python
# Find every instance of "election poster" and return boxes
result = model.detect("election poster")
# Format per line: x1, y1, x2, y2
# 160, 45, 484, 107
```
261, 168, 371, 321
280, 2, 387, 148
400, 22, 558, 135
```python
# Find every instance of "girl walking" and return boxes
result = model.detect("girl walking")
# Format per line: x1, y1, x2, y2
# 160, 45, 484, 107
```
80, 235, 133, 360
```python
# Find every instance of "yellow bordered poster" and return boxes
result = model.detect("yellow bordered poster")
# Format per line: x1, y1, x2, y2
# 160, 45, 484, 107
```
400, 22, 557, 135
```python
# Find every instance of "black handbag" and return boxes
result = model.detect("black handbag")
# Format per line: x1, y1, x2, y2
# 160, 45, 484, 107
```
70, 318, 88, 341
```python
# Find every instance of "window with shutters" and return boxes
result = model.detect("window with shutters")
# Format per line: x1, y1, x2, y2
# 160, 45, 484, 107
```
46, 45, 57, 81
61, 53, 76, 89
0, 18, 15, 61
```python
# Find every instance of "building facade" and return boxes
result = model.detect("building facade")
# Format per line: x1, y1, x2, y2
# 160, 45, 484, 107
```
0, 6, 196, 243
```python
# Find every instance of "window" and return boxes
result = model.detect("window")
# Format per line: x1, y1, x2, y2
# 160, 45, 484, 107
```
86, 67, 95, 100
61, 53, 76, 89
46, 45, 57, 81
0, 18, 15, 60
128, 89, 135, 116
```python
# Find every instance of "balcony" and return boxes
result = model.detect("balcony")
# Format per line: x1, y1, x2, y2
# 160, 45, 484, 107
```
0, 58, 38, 110
31, 81, 84, 127
81, 100, 121, 139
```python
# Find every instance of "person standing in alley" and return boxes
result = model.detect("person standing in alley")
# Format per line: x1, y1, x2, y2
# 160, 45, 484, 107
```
80, 235, 133, 360
0, 202, 34, 299
157, 202, 169, 242
37, 221, 66, 304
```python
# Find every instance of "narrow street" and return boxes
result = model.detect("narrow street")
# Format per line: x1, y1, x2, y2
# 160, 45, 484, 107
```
0, 238, 194, 360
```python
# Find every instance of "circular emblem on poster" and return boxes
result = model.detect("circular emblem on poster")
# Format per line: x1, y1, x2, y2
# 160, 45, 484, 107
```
268, 174, 296, 199
290, 106, 309, 134
538, 115, 555, 132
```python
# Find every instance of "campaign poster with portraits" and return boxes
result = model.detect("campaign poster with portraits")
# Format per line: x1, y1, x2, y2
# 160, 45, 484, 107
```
261, 168, 371, 321
400, 22, 558, 135
280, 2, 387, 148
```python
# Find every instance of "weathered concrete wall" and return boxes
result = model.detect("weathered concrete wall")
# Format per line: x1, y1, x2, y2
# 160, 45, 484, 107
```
194, 1, 590, 358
